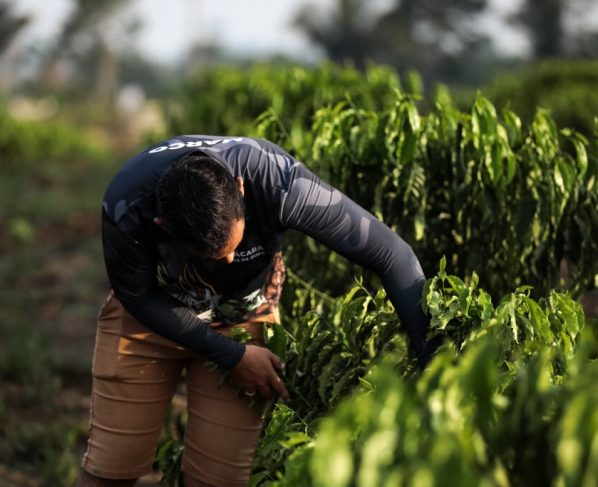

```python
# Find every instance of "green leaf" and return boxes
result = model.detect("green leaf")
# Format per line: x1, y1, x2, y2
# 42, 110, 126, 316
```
561, 128, 588, 178
266, 323, 289, 362
439, 255, 447, 275
280, 432, 313, 449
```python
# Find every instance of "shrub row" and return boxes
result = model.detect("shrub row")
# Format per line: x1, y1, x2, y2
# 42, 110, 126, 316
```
281, 92, 597, 300
253, 261, 596, 486
164, 63, 415, 138
167, 64, 598, 301
478, 59, 598, 139
0, 108, 107, 170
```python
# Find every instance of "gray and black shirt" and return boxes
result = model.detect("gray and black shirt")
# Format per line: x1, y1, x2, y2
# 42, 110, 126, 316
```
102, 135, 430, 369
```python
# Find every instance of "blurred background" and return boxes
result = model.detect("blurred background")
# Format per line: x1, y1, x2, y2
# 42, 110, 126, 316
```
3, 0, 598, 140
1, 0, 597, 485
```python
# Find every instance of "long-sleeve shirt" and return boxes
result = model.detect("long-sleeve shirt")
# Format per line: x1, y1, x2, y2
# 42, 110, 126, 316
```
101, 135, 429, 369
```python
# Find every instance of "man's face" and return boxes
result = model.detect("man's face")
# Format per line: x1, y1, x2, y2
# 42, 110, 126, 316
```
212, 218, 245, 264
212, 177, 245, 264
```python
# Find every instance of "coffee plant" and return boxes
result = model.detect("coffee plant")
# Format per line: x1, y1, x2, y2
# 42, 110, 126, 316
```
155, 64, 598, 486
167, 64, 598, 301
250, 259, 595, 487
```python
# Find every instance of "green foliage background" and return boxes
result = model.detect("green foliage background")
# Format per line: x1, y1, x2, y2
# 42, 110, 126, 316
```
0, 109, 115, 484
477, 59, 598, 141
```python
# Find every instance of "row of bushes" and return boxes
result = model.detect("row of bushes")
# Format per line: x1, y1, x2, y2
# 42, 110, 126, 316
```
477, 59, 598, 140
154, 61, 598, 486
156, 260, 596, 486
165, 63, 419, 138
260, 265, 597, 486
169, 60, 598, 144
165, 64, 598, 301
0, 108, 107, 170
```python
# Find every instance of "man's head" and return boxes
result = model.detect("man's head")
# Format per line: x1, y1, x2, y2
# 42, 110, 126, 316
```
156, 151, 245, 263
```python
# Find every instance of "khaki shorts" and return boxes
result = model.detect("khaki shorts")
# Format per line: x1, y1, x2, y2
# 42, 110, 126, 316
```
81, 292, 278, 487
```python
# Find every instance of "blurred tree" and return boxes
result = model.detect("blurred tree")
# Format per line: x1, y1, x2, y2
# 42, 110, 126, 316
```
119, 51, 174, 97
511, 0, 598, 58
572, 31, 598, 57
41, 0, 137, 105
0, 1, 30, 57
562, 0, 598, 57
375, 0, 492, 82
294, 0, 377, 69
294, 0, 496, 85
510, 0, 564, 58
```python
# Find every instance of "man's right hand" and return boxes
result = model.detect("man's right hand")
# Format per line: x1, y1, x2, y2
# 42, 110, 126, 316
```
231, 344, 289, 400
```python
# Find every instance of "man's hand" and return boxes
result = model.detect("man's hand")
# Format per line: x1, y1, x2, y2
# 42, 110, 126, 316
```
231, 344, 289, 400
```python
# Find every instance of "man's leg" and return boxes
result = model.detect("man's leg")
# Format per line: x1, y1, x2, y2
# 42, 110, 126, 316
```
182, 357, 268, 487
79, 293, 188, 482
181, 320, 275, 487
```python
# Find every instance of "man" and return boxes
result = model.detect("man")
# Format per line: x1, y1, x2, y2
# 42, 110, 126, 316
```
77, 135, 432, 487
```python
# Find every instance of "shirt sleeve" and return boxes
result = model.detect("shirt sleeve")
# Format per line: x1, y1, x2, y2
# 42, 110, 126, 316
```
280, 163, 432, 365
101, 214, 246, 370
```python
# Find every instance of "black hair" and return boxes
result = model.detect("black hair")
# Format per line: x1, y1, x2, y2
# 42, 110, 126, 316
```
156, 151, 245, 258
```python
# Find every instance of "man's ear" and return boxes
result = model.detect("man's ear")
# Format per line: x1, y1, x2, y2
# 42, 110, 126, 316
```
236, 176, 245, 196
153, 217, 163, 226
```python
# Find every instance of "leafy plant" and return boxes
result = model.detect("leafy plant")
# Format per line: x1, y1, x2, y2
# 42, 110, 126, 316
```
166, 64, 598, 302
476, 59, 598, 140
263, 261, 594, 487
155, 63, 598, 486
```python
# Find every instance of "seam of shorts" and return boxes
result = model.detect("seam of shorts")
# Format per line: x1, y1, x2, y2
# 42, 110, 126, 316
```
181, 460, 250, 487
80, 380, 95, 469
82, 457, 153, 481
186, 406, 263, 431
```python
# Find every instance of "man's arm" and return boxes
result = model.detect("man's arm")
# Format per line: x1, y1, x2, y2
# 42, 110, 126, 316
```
101, 218, 246, 369
280, 163, 434, 366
